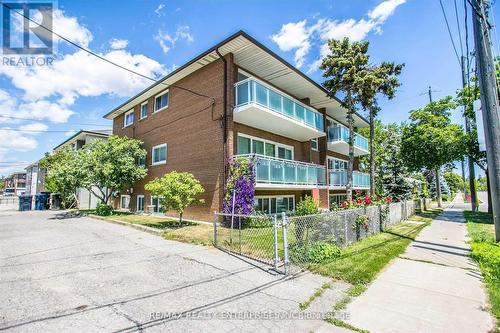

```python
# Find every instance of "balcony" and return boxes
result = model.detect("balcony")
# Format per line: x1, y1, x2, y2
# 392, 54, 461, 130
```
327, 125, 369, 156
236, 154, 326, 189
234, 78, 325, 141
329, 170, 370, 189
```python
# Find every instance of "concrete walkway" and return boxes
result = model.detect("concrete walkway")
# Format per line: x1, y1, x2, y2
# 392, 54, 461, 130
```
344, 195, 495, 333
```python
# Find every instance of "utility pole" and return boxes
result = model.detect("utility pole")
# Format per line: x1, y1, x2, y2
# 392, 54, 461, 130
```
472, 0, 500, 242
461, 55, 478, 211
427, 86, 442, 208
461, 159, 468, 196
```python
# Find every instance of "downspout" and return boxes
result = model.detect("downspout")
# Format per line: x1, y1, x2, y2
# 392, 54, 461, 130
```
215, 48, 228, 205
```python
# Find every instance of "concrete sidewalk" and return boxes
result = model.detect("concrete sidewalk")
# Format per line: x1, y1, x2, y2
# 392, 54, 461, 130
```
344, 195, 495, 333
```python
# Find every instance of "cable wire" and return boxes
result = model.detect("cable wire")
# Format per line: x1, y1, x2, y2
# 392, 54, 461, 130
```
1, 3, 216, 104
0, 114, 109, 126
440, 0, 462, 67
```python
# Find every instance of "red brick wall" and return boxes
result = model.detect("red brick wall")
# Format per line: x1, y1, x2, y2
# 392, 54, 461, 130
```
112, 58, 229, 221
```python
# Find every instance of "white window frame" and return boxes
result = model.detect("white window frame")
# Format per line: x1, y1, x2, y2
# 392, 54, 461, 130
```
237, 133, 294, 160
329, 194, 347, 206
154, 90, 169, 113
151, 195, 164, 214
136, 195, 145, 212
151, 143, 167, 166
328, 156, 348, 170
311, 138, 319, 151
120, 194, 131, 210
254, 195, 295, 214
123, 109, 134, 127
140, 101, 148, 120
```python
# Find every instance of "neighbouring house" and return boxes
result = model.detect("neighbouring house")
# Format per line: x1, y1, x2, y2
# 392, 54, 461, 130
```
53, 129, 112, 209
4, 172, 27, 195
25, 161, 46, 196
104, 31, 370, 221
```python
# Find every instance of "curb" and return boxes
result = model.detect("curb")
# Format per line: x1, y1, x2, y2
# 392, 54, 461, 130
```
87, 214, 164, 236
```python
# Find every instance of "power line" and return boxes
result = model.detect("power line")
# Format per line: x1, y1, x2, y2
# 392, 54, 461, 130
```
0, 128, 77, 133
454, 0, 465, 57
0, 114, 109, 127
440, 0, 462, 67
1, 3, 215, 104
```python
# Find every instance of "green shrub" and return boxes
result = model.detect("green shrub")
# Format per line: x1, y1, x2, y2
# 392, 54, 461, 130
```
441, 194, 449, 202
95, 203, 113, 216
471, 242, 500, 284
295, 195, 319, 216
289, 242, 341, 264
307, 243, 341, 263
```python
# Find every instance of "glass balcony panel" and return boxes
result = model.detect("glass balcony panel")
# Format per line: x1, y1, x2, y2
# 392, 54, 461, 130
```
236, 81, 249, 105
270, 160, 284, 182
296, 165, 307, 183
255, 82, 268, 106
234, 79, 324, 132
284, 163, 296, 183
256, 159, 269, 181
269, 90, 282, 113
283, 97, 295, 117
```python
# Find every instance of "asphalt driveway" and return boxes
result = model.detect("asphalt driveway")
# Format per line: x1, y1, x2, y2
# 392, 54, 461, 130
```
0, 211, 347, 333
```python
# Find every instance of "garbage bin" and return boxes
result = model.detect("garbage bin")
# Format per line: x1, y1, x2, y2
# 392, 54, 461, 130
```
18, 195, 32, 211
50, 193, 61, 210
34, 192, 50, 210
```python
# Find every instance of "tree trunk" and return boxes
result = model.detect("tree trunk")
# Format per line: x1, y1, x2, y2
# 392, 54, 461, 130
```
369, 109, 375, 197
435, 169, 442, 208
346, 94, 355, 201
179, 212, 183, 224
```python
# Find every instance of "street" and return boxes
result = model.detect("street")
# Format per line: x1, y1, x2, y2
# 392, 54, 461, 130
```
0, 211, 348, 333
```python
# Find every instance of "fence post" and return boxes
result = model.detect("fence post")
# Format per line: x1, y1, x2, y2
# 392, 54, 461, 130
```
213, 211, 218, 246
273, 214, 279, 271
281, 212, 289, 275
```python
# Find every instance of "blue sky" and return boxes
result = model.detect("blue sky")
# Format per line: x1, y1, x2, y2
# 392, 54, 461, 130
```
0, 0, 498, 176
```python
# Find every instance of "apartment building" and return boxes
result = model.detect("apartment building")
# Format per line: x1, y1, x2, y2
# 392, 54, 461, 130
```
54, 129, 112, 209
105, 31, 370, 221
4, 172, 27, 195
25, 161, 46, 196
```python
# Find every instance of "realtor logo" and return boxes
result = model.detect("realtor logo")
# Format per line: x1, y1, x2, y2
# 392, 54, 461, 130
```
2, 1, 54, 55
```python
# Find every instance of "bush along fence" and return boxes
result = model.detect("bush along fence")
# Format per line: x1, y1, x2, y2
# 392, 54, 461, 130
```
213, 199, 430, 274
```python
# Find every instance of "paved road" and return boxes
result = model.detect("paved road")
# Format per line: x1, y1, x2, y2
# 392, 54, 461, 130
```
0, 211, 348, 333
344, 194, 495, 333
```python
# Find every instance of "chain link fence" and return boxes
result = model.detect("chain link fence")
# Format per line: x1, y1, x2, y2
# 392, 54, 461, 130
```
214, 200, 425, 275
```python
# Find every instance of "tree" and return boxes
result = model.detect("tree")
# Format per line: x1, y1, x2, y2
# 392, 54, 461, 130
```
443, 171, 464, 196
39, 150, 82, 208
320, 38, 370, 201
359, 62, 404, 197
79, 135, 147, 204
145, 171, 205, 223
0, 179, 4, 191
401, 97, 467, 207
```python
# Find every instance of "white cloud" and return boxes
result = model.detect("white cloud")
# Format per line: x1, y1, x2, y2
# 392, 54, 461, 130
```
271, 20, 311, 68
155, 4, 166, 17
271, 0, 406, 72
0, 128, 38, 151
109, 38, 129, 50
19, 123, 48, 133
64, 130, 77, 137
154, 26, 194, 55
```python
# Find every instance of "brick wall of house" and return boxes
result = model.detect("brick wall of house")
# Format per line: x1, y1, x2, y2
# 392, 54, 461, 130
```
112, 57, 229, 221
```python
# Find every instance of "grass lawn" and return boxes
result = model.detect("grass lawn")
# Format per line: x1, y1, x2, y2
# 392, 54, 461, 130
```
96, 212, 194, 229
465, 210, 500, 327
308, 209, 442, 285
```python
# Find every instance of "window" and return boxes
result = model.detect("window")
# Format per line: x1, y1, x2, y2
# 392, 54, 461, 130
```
152, 144, 167, 165
236, 134, 294, 160
329, 194, 347, 207
140, 102, 148, 119
151, 196, 164, 213
137, 155, 146, 167
328, 157, 348, 170
124, 109, 134, 127
254, 196, 294, 214
136, 195, 145, 212
120, 195, 130, 210
154, 91, 169, 112
311, 138, 319, 151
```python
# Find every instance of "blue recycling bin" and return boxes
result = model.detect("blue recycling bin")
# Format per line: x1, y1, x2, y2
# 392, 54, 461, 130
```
18, 195, 32, 211
34, 193, 50, 210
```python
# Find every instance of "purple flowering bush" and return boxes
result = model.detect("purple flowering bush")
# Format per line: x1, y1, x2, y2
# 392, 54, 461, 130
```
223, 156, 256, 215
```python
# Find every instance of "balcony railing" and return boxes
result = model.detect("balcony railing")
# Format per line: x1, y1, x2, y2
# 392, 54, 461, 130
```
327, 125, 369, 151
234, 78, 324, 132
236, 154, 326, 186
329, 170, 370, 188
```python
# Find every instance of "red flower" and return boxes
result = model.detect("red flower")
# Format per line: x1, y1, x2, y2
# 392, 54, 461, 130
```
341, 201, 348, 209
356, 199, 363, 204
385, 197, 392, 204
364, 195, 372, 205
